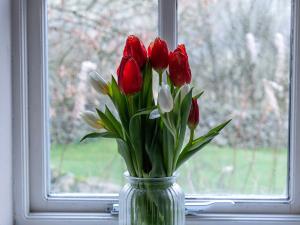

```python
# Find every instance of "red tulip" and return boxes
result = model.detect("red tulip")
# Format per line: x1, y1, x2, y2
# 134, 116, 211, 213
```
148, 37, 169, 73
188, 98, 200, 130
175, 44, 188, 56
123, 35, 147, 68
168, 44, 192, 87
117, 56, 143, 95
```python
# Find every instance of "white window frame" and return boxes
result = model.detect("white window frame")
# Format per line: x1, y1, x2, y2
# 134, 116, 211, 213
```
12, 0, 300, 224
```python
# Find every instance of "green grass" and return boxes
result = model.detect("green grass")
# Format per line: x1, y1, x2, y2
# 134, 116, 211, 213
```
51, 139, 287, 196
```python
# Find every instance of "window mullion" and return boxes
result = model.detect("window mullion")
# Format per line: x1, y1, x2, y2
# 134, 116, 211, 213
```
158, 0, 177, 50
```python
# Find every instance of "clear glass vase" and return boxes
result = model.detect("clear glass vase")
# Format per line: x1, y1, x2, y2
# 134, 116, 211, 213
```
119, 172, 185, 225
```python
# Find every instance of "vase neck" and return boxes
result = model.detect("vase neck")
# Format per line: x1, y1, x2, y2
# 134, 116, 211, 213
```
125, 174, 177, 189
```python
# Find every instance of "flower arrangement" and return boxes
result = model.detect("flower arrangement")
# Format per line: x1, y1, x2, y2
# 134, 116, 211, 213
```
81, 35, 230, 178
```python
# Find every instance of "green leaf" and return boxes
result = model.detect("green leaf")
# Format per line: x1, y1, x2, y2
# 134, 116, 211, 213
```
80, 132, 117, 142
141, 62, 154, 108
178, 89, 193, 139
148, 137, 167, 177
161, 113, 176, 138
175, 137, 214, 169
117, 139, 137, 177
165, 71, 174, 93
95, 108, 120, 136
144, 120, 167, 177
162, 125, 175, 176
129, 114, 143, 173
127, 108, 155, 176
104, 106, 123, 138
175, 119, 232, 169
193, 90, 204, 99
206, 119, 232, 135
109, 77, 129, 128
186, 119, 231, 152
173, 90, 193, 167
130, 108, 155, 121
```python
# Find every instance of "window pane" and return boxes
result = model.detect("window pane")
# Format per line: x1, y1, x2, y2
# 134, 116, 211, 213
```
48, 0, 158, 193
177, 0, 290, 197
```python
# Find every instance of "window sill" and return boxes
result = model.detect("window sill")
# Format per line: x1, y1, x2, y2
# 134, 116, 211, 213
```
15, 212, 300, 225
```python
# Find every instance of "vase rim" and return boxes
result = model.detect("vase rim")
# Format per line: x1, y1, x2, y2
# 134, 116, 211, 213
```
123, 171, 178, 182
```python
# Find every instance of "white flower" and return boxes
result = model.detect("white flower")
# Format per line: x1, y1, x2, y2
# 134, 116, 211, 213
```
89, 71, 109, 95
149, 108, 160, 119
180, 84, 190, 101
158, 85, 173, 113
173, 84, 190, 104
80, 111, 103, 129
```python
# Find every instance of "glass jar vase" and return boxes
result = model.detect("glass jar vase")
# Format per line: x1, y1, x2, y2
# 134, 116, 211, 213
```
119, 172, 185, 225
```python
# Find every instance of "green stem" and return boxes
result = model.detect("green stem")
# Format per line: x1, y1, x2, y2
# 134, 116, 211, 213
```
128, 95, 134, 116
189, 128, 194, 145
159, 71, 163, 86
134, 184, 173, 225
165, 113, 176, 138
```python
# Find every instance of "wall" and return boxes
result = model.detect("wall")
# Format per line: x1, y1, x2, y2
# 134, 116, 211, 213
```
0, 0, 13, 224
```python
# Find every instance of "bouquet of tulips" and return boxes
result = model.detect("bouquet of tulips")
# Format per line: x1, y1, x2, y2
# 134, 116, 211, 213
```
81, 35, 230, 178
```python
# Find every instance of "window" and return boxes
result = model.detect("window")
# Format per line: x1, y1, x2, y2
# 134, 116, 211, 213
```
13, 0, 300, 224
178, 0, 290, 197
48, 0, 158, 194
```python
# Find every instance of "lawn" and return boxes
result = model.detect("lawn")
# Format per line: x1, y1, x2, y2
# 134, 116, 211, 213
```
51, 139, 287, 196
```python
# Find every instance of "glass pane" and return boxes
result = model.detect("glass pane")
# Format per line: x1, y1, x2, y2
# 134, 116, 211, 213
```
178, 0, 290, 197
48, 0, 158, 193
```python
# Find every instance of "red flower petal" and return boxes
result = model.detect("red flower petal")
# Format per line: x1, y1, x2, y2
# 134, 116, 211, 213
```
188, 98, 200, 129
168, 45, 192, 87
123, 35, 147, 68
117, 56, 143, 95
148, 37, 169, 72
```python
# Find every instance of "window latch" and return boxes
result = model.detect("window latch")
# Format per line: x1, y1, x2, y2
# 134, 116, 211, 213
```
111, 204, 119, 215
110, 200, 235, 216
185, 200, 235, 215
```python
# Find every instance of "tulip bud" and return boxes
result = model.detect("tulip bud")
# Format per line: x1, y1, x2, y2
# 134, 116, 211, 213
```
89, 71, 109, 95
148, 37, 169, 73
188, 98, 200, 130
168, 44, 192, 87
81, 111, 103, 129
149, 108, 160, 119
117, 56, 143, 95
123, 35, 147, 68
180, 84, 190, 101
158, 85, 173, 113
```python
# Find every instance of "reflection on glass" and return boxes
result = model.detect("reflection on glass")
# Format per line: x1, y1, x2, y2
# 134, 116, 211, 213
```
177, 0, 290, 196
